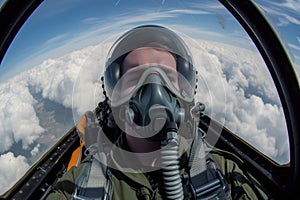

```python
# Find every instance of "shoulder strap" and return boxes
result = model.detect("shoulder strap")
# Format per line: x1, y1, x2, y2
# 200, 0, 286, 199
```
72, 157, 112, 200
188, 127, 207, 179
187, 128, 230, 200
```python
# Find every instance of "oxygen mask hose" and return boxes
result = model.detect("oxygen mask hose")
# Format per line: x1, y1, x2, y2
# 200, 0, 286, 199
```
161, 122, 184, 200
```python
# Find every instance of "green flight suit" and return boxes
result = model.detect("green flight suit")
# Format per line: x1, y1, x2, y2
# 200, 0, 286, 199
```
45, 133, 268, 200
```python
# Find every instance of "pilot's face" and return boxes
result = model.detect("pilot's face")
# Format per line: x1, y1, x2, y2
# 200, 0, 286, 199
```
122, 47, 176, 73
120, 47, 178, 97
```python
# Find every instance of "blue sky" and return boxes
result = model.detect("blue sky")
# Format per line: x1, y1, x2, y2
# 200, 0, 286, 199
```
0, 0, 253, 80
0, 0, 299, 82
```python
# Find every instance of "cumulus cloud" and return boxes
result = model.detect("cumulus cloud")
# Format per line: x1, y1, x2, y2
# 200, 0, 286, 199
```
189, 39, 288, 163
0, 44, 107, 153
31, 143, 40, 157
0, 79, 44, 152
28, 47, 92, 108
27, 44, 112, 122
0, 152, 30, 193
71, 43, 111, 122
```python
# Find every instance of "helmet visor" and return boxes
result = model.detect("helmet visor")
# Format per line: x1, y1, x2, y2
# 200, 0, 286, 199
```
111, 65, 194, 107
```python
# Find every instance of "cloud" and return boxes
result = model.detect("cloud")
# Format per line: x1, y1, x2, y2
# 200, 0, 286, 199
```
290, 43, 300, 52
188, 39, 288, 163
81, 17, 102, 25
270, 0, 300, 13
226, 95, 287, 158
188, 1, 225, 11
0, 44, 107, 149
41, 34, 69, 49
0, 45, 102, 153
0, 152, 30, 193
35, 0, 86, 21
31, 144, 40, 157
0, 79, 44, 152
27, 45, 102, 110
257, 0, 300, 26
167, 9, 211, 15
114, 0, 121, 6
71, 44, 110, 122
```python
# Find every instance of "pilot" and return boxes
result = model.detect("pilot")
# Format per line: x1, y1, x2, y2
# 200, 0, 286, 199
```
45, 25, 269, 200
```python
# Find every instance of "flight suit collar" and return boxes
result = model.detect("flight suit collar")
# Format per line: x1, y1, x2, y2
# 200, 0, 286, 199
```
107, 132, 190, 191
